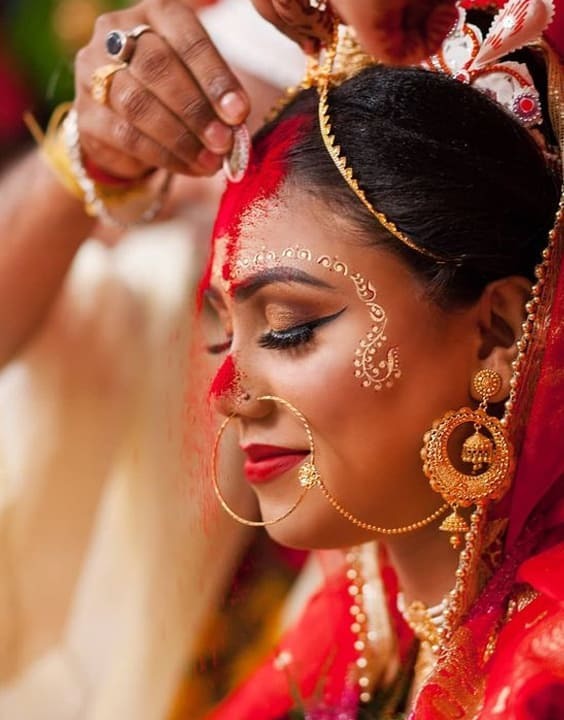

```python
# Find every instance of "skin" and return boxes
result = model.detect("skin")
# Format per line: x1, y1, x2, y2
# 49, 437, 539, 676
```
207, 185, 532, 606
0, 0, 262, 366
251, 0, 458, 63
74, 0, 250, 179
0, 0, 458, 365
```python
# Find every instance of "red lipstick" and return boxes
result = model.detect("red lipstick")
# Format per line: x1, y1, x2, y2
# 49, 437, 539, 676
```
242, 444, 309, 485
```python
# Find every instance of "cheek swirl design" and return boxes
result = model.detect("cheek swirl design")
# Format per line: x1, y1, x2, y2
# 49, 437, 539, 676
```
350, 273, 401, 391
232, 245, 401, 391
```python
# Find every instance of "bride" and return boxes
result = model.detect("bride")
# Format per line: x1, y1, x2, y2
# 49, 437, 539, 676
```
201, 3, 564, 718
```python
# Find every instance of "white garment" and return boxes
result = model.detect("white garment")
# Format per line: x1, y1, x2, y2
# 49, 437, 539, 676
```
201, 0, 305, 89
0, 213, 251, 720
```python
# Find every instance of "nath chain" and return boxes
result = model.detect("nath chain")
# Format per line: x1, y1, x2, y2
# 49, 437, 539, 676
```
213, 393, 449, 535
316, 480, 449, 535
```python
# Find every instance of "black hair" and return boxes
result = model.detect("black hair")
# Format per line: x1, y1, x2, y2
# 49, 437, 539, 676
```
255, 61, 559, 308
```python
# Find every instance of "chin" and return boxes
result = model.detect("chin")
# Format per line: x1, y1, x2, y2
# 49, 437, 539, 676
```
258, 496, 366, 550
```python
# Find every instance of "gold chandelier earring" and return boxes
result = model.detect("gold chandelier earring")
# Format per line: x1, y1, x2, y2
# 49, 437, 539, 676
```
421, 369, 514, 549
212, 395, 320, 527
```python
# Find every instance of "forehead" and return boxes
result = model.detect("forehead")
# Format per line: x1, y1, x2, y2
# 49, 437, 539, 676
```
216, 189, 369, 281
211, 188, 419, 312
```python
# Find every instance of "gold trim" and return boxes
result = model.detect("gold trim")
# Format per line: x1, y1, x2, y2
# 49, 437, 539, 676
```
316, 25, 445, 263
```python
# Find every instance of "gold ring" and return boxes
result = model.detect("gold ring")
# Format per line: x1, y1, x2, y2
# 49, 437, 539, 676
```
90, 62, 127, 106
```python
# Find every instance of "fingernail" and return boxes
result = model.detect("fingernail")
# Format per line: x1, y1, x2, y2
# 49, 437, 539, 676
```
198, 148, 221, 172
219, 91, 248, 123
203, 120, 232, 152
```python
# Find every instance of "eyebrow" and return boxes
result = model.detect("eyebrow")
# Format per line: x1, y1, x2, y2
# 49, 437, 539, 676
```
232, 266, 336, 301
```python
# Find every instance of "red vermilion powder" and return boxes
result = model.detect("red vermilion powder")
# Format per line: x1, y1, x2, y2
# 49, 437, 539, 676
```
197, 114, 312, 307
209, 354, 237, 401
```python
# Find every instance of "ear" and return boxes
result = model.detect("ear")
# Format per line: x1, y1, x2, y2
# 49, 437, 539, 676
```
474, 276, 532, 402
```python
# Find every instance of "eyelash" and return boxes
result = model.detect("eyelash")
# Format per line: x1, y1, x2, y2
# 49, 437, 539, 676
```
259, 308, 346, 351
259, 324, 314, 350
207, 339, 232, 355
206, 308, 346, 355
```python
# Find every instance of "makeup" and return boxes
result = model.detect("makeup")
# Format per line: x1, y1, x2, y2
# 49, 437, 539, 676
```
209, 354, 237, 400
242, 444, 309, 485
197, 115, 313, 306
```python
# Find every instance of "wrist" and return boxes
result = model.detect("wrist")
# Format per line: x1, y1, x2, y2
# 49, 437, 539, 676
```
81, 154, 144, 188
30, 103, 171, 228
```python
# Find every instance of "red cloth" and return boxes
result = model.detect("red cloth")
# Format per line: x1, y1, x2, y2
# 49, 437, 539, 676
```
0, 41, 29, 140
205, 573, 359, 719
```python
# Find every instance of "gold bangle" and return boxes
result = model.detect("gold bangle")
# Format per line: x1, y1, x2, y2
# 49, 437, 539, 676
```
25, 103, 83, 201
25, 103, 171, 227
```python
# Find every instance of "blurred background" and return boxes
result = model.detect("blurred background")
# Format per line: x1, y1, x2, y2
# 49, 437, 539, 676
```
0, 0, 132, 166
0, 3, 316, 719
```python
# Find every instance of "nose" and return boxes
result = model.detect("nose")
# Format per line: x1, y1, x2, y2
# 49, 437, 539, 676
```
209, 354, 271, 420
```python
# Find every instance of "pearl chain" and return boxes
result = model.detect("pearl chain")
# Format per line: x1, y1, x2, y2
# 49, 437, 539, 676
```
345, 548, 375, 703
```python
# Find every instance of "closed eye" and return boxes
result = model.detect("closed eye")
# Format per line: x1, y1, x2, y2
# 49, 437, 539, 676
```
258, 307, 347, 351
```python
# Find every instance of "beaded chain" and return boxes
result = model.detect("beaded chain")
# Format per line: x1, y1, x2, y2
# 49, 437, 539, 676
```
502, 45, 563, 429
345, 548, 375, 703
317, 480, 449, 535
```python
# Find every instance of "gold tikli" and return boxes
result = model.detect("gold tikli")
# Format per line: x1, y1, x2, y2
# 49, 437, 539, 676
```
316, 25, 445, 263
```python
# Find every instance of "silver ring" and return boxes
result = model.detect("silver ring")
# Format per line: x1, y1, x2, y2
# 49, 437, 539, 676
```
105, 24, 152, 63
223, 124, 250, 183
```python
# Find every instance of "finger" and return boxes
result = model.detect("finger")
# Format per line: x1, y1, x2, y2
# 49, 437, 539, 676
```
126, 30, 234, 154
330, 0, 457, 64
251, 0, 333, 53
77, 100, 221, 177
82, 64, 217, 172
145, 1, 250, 125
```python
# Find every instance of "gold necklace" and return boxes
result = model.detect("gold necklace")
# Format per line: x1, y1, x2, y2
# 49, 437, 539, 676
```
396, 592, 447, 654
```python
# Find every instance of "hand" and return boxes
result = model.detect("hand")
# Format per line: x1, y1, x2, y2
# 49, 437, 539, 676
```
250, 0, 335, 54
252, 0, 458, 65
330, 0, 458, 64
74, 0, 250, 180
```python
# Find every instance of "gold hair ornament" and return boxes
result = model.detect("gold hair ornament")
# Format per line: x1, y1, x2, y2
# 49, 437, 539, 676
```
315, 25, 445, 263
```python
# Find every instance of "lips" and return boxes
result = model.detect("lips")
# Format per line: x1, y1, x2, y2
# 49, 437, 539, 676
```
242, 444, 309, 485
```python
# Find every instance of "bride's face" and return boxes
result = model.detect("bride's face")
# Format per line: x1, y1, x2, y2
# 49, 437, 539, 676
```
206, 186, 482, 549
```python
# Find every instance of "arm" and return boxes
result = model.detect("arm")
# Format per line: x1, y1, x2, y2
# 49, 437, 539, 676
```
0, 0, 251, 367
0, 150, 95, 365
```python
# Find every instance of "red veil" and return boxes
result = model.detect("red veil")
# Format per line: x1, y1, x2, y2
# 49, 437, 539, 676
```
412, 15, 564, 716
